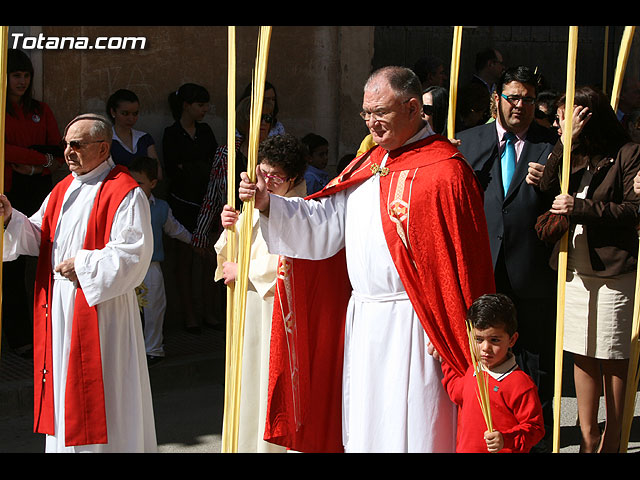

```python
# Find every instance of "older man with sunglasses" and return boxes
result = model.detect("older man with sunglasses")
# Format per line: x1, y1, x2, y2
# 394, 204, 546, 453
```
0, 113, 156, 452
456, 66, 559, 451
239, 66, 495, 453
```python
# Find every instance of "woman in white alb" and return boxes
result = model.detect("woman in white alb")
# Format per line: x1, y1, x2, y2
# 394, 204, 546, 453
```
215, 134, 307, 453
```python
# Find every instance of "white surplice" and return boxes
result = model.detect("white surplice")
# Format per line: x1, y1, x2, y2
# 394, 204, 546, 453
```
214, 182, 306, 453
214, 211, 286, 453
260, 128, 457, 453
3, 158, 157, 453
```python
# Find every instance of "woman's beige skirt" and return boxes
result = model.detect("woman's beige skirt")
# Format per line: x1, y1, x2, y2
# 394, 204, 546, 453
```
563, 269, 635, 360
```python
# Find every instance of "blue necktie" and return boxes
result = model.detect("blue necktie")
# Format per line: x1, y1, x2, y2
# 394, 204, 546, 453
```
501, 131, 516, 196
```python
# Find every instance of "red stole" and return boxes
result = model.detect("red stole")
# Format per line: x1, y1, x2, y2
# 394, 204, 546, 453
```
32, 164, 138, 446
263, 134, 496, 452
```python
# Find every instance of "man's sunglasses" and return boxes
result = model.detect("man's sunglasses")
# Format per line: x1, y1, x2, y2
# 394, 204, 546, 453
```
60, 139, 106, 151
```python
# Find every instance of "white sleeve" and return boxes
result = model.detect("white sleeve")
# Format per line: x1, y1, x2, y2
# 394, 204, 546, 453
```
163, 206, 193, 244
3, 197, 48, 261
259, 190, 347, 260
74, 188, 153, 307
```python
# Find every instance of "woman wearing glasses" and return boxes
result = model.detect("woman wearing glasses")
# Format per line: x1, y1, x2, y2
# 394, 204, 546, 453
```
539, 85, 640, 453
239, 80, 285, 137
192, 95, 274, 254
422, 85, 449, 136
3, 48, 63, 358
214, 133, 307, 452
191, 94, 277, 336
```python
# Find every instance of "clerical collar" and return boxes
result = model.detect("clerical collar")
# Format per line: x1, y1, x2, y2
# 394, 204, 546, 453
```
73, 157, 115, 183
377, 123, 433, 169
379, 123, 435, 169
479, 353, 518, 381
403, 122, 435, 147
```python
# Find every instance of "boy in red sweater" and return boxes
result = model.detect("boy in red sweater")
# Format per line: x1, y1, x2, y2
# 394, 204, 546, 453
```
438, 293, 545, 453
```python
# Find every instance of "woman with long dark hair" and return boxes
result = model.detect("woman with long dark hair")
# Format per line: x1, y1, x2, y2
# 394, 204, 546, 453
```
239, 80, 284, 136
422, 85, 449, 136
539, 85, 640, 453
5, 49, 63, 214
3, 49, 63, 356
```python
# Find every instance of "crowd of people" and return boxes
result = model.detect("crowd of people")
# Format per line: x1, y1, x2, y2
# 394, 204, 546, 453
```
2, 42, 640, 455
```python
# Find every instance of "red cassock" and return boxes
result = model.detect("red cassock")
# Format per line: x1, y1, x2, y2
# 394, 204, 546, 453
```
262, 134, 496, 452
32, 165, 138, 446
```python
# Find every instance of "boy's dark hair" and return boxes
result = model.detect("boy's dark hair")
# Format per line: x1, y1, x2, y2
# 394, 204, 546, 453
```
301, 133, 328, 156
467, 293, 518, 336
129, 156, 158, 181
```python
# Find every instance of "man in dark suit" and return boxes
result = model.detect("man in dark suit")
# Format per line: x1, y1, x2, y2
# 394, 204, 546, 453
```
456, 66, 558, 449
471, 47, 505, 95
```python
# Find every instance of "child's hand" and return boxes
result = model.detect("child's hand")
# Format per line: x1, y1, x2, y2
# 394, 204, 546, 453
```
426, 341, 442, 362
484, 430, 504, 453
221, 204, 240, 229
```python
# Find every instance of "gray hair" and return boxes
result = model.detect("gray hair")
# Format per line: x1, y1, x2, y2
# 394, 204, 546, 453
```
64, 113, 113, 145
364, 66, 423, 103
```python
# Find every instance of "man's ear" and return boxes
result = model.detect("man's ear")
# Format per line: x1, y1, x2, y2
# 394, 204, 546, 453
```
408, 97, 422, 119
99, 141, 111, 159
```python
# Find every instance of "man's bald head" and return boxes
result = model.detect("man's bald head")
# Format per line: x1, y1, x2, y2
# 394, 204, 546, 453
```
361, 66, 426, 151
63, 113, 112, 175
364, 66, 423, 103
63, 113, 113, 146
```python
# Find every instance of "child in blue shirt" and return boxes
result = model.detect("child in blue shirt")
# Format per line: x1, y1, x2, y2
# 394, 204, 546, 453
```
129, 156, 192, 366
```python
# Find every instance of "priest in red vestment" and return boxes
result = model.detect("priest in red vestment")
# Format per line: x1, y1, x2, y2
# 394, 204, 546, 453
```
1, 114, 156, 452
238, 66, 495, 453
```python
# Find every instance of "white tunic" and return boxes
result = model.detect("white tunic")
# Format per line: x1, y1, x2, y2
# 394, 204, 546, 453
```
215, 211, 286, 453
4, 159, 157, 453
260, 132, 457, 453
214, 181, 307, 453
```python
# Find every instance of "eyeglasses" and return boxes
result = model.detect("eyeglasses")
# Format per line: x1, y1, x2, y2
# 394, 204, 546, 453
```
423, 104, 434, 116
500, 94, 536, 106
360, 98, 411, 122
261, 170, 288, 185
61, 139, 105, 151
535, 108, 555, 123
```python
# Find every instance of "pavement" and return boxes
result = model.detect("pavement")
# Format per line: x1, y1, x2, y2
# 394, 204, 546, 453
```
1, 324, 640, 454
0, 324, 226, 453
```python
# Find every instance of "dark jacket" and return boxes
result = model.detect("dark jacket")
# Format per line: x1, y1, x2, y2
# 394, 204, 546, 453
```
162, 120, 218, 205
457, 121, 558, 299
539, 140, 640, 277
